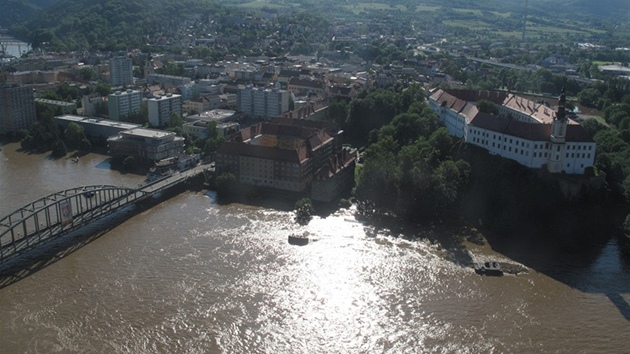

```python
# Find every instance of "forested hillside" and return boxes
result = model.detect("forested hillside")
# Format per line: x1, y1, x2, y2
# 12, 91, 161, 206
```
7, 0, 221, 51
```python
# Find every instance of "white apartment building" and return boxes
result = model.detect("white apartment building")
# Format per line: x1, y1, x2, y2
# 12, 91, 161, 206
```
237, 86, 289, 119
0, 84, 36, 134
108, 89, 142, 121
147, 94, 182, 127
109, 57, 133, 87
429, 89, 596, 175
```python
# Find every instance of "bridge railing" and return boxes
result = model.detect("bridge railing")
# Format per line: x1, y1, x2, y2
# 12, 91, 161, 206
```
0, 167, 207, 265
0, 186, 148, 264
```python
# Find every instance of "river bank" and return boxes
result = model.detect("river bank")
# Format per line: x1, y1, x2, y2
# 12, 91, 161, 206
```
1, 140, 630, 353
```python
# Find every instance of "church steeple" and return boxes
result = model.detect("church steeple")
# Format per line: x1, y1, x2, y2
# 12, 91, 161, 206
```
547, 88, 568, 173
556, 88, 567, 122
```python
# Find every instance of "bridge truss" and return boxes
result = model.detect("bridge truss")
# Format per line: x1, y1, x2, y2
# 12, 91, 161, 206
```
0, 185, 149, 264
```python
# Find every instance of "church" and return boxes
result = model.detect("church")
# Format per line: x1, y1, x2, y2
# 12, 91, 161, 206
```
428, 89, 596, 175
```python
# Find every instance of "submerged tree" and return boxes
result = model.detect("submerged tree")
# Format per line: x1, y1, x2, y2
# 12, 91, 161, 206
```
294, 198, 314, 225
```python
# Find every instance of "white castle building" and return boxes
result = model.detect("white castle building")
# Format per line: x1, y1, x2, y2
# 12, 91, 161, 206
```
428, 89, 596, 175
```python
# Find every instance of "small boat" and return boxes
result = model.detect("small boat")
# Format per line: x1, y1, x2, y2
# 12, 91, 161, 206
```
474, 261, 503, 276
71, 156, 79, 163
288, 233, 309, 246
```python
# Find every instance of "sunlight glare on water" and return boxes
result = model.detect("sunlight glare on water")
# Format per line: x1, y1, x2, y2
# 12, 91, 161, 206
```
1, 144, 630, 353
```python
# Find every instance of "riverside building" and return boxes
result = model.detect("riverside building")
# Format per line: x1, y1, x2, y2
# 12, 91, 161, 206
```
0, 84, 36, 135
216, 118, 355, 201
428, 89, 596, 175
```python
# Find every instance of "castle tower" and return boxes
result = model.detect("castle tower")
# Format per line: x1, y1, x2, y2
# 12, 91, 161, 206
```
547, 89, 568, 173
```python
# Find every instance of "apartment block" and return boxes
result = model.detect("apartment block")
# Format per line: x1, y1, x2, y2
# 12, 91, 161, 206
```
147, 94, 182, 127
237, 86, 289, 119
109, 57, 133, 87
108, 89, 142, 121
0, 84, 37, 135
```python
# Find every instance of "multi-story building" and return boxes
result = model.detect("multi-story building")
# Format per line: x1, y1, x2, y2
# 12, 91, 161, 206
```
146, 74, 191, 87
237, 85, 289, 119
183, 120, 240, 140
288, 77, 326, 96
35, 98, 77, 114
428, 89, 596, 175
6, 70, 58, 85
147, 93, 182, 127
108, 89, 142, 121
81, 95, 105, 116
53, 115, 141, 140
182, 95, 220, 114
107, 128, 184, 163
216, 118, 355, 200
0, 84, 37, 135
109, 57, 133, 87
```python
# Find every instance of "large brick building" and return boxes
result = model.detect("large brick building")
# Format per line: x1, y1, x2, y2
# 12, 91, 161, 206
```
216, 118, 355, 201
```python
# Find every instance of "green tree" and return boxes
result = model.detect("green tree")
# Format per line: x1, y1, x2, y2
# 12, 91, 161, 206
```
64, 122, 91, 150
294, 198, 314, 225
216, 172, 237, 199
327, 99, 348, 126
95, 83, 112, 97
476, 99, 499, 115
624, 214, 630, 235
168, 113, 183, 129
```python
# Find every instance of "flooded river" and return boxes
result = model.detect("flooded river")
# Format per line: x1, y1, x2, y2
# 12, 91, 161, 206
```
0, 142, 629, 353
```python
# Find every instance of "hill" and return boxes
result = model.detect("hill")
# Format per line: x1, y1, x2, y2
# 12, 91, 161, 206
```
8, 0, 221, 51
0, 0, 61, 28
549, 0, 630, 19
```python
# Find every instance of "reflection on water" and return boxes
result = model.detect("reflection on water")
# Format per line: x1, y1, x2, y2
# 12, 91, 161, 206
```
0, 142, 630, 353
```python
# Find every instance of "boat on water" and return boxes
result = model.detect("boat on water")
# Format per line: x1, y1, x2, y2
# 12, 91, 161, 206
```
146, 154, 200, 182
288, 233, 309, 246
474, 261, 503, 276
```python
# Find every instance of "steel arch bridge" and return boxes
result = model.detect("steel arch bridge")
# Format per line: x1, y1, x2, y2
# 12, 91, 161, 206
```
0, 185, 149, 264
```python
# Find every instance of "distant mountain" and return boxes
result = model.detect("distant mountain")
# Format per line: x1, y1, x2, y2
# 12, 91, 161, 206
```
531, 0, 629, 20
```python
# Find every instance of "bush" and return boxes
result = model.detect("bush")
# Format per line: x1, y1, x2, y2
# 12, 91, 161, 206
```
295, 198, 314, 225
624, 214, 630, 235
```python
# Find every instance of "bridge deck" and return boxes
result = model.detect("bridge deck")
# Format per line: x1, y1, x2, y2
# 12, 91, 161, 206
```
0, 164, 211, 265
